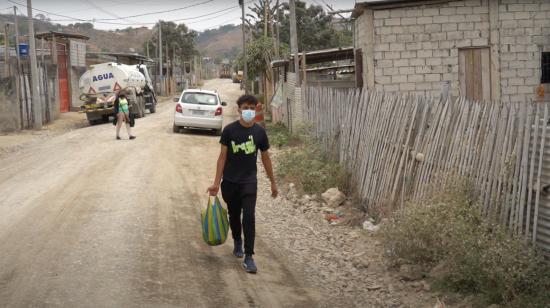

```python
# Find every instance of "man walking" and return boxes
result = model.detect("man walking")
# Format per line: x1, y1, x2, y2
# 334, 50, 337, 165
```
207, 94, 278, 274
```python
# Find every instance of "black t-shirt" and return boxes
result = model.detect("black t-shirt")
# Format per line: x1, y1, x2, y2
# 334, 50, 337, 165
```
220, 121, 270, 184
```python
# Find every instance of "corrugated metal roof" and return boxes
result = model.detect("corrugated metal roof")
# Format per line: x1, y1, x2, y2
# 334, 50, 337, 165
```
35, 31, 89, 41
528, 122, 550, 254
271, 47, 354, 68
353, 0, 451, 17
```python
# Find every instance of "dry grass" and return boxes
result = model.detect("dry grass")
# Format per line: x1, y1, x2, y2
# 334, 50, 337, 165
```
271, 123, 350, 195
381, 179, 550, 307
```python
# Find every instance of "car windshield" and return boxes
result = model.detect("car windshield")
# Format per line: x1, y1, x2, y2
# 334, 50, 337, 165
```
181, 93, 218, 105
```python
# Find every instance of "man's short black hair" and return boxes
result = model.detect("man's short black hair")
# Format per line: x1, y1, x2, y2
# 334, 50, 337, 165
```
237, 94, 258, 107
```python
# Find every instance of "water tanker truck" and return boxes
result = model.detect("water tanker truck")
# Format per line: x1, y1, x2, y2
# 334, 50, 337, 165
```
79, 62, 157, 125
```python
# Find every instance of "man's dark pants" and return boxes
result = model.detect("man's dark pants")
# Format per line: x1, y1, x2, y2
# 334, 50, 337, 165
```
221, 181, 257, 255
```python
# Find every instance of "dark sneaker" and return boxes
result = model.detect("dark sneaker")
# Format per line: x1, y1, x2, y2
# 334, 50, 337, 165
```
242, 255, 257, 274
233, 240, 244, 258
116, 136, 121, 140
129, 136, 136, 140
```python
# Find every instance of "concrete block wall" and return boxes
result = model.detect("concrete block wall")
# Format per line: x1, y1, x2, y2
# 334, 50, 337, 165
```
354, 0, 550, 102
370, 0, 491, 97
498, 0, 550, 102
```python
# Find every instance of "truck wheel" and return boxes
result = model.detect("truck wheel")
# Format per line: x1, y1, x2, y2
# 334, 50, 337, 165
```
173, 124, 179, 133
140, 104, 146, 118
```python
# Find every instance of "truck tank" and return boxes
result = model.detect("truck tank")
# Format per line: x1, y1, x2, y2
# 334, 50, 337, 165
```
78, 62, 157, 124
79, 62, 146, 95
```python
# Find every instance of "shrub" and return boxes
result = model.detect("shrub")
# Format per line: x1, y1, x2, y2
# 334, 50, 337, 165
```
381, 179, 550, 307
275, 125, 349, 195
266, 122, 292, 148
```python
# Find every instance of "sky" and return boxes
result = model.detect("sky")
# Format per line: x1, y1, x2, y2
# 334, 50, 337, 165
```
0, 0, 357, 32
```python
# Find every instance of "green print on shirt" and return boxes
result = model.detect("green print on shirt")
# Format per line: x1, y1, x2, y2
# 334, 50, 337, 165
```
231, 136, 256, 154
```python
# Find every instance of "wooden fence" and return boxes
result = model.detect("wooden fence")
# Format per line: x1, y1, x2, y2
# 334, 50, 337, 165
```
303, 86, 550, 252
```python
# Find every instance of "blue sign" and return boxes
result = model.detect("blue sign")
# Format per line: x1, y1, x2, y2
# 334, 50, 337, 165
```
18, 43, 28, 56
92, 73, 115, 82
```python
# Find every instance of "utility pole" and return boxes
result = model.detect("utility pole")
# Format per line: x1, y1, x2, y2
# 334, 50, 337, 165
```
14, 6, 22, 129
146, 41, 149, 58
275, 0, 280, 58
289, 0, 300, 86
3, 24, 9, 77
158, 20, 163, 96
27, 0, 42, 129
165, 40, 169, 94
172, 44, 176, 90
14, 7, 20, 66
264, 0, 268, 38
240, 0, 248, 93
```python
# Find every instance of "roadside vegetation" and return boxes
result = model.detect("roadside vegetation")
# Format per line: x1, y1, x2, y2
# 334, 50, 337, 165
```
381, 179, 550, 307
267, 122, 349, 195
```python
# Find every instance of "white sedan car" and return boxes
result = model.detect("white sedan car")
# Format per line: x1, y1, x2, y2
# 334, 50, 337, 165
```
173, 89, 227, 134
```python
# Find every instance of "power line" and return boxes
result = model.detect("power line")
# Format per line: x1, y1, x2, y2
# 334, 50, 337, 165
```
311, 0, 324, 8
171, 1, 255, 24
92, 0, 214, 21
11, 0, 252, 28
56, 0, 152, 14
185, 7, 241, 25
8, 0, 214, 25
170, 4, 244, 22
84, 0, 137, 24
204, 16, 242, 30
8, 0, 255, 30
8, 0, 89, 22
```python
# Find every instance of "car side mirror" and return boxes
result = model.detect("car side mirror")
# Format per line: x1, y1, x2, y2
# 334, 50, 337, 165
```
173, 97, 179, 103
221, 101, 228, 106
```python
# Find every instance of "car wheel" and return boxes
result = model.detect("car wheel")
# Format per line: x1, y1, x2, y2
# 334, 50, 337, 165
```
139, 103, 146, 118
173, 124, 179, 133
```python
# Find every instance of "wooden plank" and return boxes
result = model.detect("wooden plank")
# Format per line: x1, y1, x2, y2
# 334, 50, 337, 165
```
472, 49, 482, 102
532, 103, 548, 243
459, 49, 467, 97
391, 97, 419, 203
481, 48, 491, 102
525, 102, 539, 237
517, 103, 532, 234
509, 103, 526, 232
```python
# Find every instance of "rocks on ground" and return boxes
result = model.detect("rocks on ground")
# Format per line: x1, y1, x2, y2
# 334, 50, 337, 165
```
321, 187, 346, 208
256, 166, 438, 308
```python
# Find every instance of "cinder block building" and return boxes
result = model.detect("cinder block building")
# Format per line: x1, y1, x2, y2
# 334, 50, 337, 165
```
352, 0, 550, 102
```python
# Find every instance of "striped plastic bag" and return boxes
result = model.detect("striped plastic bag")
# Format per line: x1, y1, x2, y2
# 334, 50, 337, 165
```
201, 196, 229, 246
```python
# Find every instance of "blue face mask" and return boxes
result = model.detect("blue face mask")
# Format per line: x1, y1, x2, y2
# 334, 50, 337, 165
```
241, 109, 256, 123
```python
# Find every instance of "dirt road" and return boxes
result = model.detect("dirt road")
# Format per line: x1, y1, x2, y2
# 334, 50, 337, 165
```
0, 79, 320, 307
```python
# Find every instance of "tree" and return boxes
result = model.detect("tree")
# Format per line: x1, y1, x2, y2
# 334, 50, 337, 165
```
144, 21, 198, 65
236, 36, 274, 81
277, 1, 351, 52
246, 0, 277, 39
71, 22, 94, 30
245, 1, 351, 51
